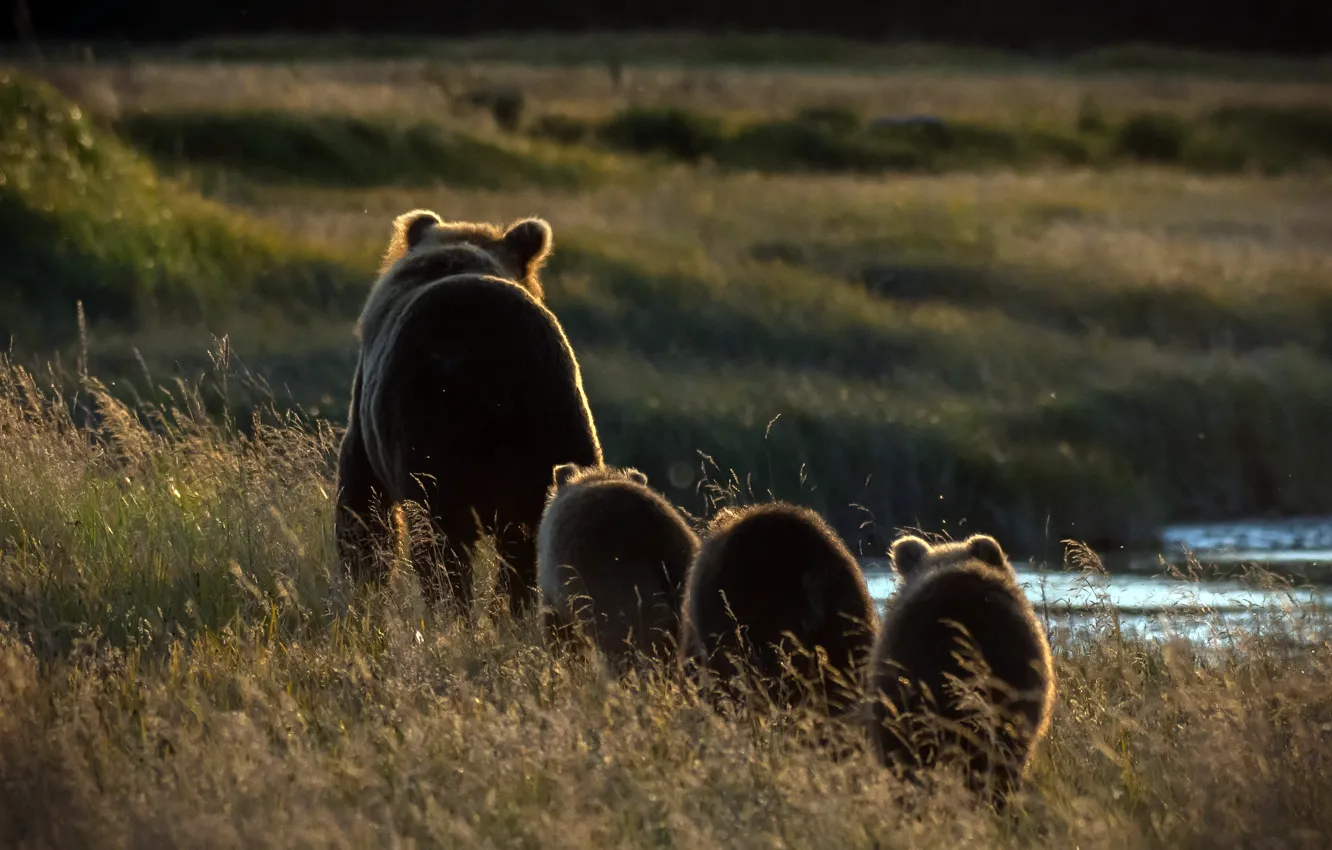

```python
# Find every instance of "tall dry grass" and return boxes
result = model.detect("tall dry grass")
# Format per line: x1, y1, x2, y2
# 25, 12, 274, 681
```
1, 356, 1331, 848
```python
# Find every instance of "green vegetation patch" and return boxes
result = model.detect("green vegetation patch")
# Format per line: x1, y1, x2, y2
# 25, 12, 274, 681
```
7, 61, 1332, 560
541, 103, 1332, 176
0, 71, 371, 346
118, 110, 610, 190
597, 108, 724, 163
523, 238, 1332, 553
543, 105, 1090, 173
583, 106, 1087, 173
1169, 105, 1332, 173
58, 218, 1332, 558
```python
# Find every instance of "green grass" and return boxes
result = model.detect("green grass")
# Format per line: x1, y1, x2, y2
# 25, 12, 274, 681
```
58, 210, 1332, 557
119, 109, 612, 190
0, 370, 1330, 848
566, 103, 1332, 176
0, 71, 373, 346
114, 100, 1332, 186
582, 105, 1083, 173
8, 57, 1332, 558
541, 227, 1332, 551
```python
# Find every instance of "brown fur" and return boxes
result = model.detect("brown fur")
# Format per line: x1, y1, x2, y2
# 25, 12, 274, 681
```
536, 464, 699, 672
358, 209, 551, 342
866, 533, 1055, 806
336, 209, 602, 615
679, 502, 878, 717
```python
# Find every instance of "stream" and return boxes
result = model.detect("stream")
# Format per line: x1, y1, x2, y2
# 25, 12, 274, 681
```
861, 516, 1332, 644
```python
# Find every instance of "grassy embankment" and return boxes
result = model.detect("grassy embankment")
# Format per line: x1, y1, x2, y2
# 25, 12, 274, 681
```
7, 54, 1332, 554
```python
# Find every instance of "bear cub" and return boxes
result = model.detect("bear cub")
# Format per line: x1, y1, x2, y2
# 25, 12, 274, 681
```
335, 209, 602, 615
679, 502, 877, 716
536, 463, 699, 671
866, 533, 1055, 804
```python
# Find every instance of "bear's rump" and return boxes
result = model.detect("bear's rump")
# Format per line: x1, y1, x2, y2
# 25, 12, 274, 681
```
876, 583, 1046, 718
369, 400, 588, 517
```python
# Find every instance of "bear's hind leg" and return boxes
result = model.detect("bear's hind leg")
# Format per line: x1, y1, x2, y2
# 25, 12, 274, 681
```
494, 528, 540, 617
409, 512, 478, 615
335, 422, 392, 587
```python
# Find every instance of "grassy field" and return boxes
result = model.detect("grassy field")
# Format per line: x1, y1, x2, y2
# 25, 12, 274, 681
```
2, 39, 1332, 845
7, 47, 1332, 555
1, 356, 1330, 848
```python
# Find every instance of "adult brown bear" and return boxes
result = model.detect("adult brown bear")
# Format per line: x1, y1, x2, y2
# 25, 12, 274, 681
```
866, 534, 1055, 806
335, 209, 602, 614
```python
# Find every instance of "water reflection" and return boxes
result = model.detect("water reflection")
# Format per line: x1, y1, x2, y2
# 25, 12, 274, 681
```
855, 518, 1332, 643
855, 518, 1332, 644
862, 564, 1332, 644
1161, 516, 1332, 560
861, 566, 1332, 612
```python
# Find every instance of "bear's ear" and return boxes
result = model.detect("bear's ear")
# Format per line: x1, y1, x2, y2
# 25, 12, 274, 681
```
890, 535, 931, 579
402, 211, 441, 249
503, 218, 553, 275
380, 209, 442, 273
553, 463, 581, 487
965, 534, 1009, 570
626, 469, 649, 486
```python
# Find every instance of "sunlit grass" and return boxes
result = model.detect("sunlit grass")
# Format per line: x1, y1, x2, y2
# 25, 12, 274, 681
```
0, 71, 371, 346
7, 53, 1332, 556
1, 361, 1330, 848
30, 152, 1332, 555
191, 167, 1332, 552
118, 109, 619, 190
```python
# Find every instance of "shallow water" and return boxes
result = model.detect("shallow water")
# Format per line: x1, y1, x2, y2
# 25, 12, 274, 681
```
1161, 515, 1332, 561
861, 515, 1332, 644
862, 565, 1332, 644
1107, 515, 1332, 576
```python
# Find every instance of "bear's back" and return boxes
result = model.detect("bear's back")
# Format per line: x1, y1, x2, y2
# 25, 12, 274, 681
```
873, 564, 1049, 717
359, 272, 601, 502
688, 507, 870, 639
541, 479, 697, 589
371, 274, 566, 369
683, 505, 875, 685
539, 475, 697, 665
